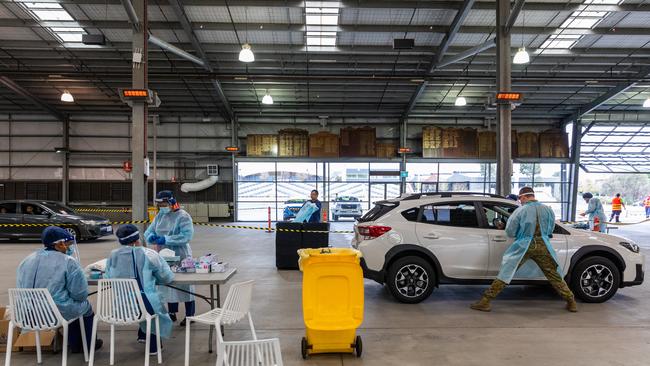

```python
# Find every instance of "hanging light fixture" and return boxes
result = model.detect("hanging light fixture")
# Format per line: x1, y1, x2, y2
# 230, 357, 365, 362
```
643, 98, 650, 108
513, 4, 530, 65
239, 43, 255, 63
513, 47, 530, 64
454, 96, 467, 106
262, 90, 273, 105
60, 90, 74, 102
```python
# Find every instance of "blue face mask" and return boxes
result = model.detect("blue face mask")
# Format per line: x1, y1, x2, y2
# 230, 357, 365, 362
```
66, 246, 74, 256
159, 207, 171, 214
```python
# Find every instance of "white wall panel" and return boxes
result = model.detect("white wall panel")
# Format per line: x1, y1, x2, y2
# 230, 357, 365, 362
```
10, 167, 61, 180
70, 137, 130, 151
10, 151, 61, 165
70, 122, 130, 136
11, 121, 61, 135
10, 137, 61, 151
69, 168, 129, 180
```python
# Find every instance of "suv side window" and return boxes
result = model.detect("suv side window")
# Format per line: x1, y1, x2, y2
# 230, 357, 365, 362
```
0, 202, 17, 214
482, 203, 518, 229
401, 207, 419, 222
21, 203, 48, 216
420, 202, 479, 228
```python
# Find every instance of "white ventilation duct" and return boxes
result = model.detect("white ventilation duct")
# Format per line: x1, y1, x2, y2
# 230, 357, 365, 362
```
180, 176, 218, 193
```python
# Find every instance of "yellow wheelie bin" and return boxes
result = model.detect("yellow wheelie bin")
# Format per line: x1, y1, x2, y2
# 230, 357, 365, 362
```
297, 248, 364, 359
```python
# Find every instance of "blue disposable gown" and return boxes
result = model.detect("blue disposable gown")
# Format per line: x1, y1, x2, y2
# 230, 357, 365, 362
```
584, 198, 607, 232
106, 246, 175, 338
497, 201, 563, 284
17, 249, 92, 320
144, 209, 194, 302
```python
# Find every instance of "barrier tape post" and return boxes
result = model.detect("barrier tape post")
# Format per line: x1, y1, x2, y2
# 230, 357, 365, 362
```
266, 206, 273, 233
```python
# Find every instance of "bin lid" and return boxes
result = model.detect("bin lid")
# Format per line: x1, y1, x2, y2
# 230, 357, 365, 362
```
297, 248, 362, 271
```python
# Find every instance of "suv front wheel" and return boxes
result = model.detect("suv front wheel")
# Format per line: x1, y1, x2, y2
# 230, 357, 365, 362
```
386, 256, 435, 304
570, 256, 620, 303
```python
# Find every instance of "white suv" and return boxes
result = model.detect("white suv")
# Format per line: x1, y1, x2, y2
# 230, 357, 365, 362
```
352, 193, 644, 304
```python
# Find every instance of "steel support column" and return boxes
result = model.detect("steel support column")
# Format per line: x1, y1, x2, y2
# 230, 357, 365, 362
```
569, 120, 582, 221
62, 117, 70, 205
496, 0, 512, 196
131, 0, 148, 224
400, 118, 407, 194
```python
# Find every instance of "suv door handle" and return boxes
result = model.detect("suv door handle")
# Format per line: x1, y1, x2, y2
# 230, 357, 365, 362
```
424, 233, 440, 239
492, 236, 508, 242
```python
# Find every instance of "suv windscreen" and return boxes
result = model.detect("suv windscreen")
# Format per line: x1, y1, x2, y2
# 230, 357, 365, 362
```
420, 202, 479, 227
358, 202, 399, 223
336, 196, 359, 202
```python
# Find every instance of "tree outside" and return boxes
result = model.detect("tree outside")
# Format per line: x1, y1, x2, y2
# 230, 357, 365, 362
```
600, 174, 650, 202
519, 163, 541, 178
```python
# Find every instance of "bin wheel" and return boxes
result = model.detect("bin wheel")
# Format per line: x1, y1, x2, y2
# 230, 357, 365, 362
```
301, 337, 309, 359
354, 335, 362, 357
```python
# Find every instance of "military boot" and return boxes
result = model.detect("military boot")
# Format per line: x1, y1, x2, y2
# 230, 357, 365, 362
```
566, 297, 578, 313
470, 279, 506, 312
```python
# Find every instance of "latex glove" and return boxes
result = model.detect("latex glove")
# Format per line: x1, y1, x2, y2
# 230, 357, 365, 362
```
155, 236, 166, 245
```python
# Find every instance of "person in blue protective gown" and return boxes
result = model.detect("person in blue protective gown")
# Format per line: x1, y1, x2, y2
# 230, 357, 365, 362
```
107, 224, 174, 355
470, 187, 577, 312
16, 226, 104, 353
295, 189, 322, 223
144, 190, 195, 326
580, 192, 607, 233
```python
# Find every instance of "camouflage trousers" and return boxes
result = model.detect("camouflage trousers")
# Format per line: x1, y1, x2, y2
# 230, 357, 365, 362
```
484, 237, 575, 302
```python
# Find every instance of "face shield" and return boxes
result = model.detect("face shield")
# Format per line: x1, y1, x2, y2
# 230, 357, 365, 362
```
56, 237, 80, 262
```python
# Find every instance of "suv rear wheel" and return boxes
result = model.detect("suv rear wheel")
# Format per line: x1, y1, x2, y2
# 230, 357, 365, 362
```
570, 256, 620, 303
386, 256, 435, 304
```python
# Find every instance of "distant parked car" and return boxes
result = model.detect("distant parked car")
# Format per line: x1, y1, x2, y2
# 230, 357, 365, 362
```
0, 200, 113, 241
283, 199, 307, 221
332, 196, 363, 221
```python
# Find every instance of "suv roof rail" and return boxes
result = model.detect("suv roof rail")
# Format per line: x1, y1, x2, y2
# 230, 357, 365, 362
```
401, 192, 505, 201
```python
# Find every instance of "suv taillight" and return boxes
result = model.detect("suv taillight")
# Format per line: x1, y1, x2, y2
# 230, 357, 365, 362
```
358, 225, 392, 239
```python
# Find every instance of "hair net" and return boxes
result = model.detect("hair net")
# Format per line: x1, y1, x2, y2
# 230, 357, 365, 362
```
582, 192, 593, 199
116, 224, 140, 245
41, 226, 75, 247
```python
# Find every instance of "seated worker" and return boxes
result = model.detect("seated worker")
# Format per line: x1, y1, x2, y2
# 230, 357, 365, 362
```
24, 205, 34, 214
16, 226, 103, 353
107, 224, 175, 355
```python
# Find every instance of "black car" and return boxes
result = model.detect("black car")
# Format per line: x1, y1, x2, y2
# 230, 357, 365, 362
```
0, 200, 113, 241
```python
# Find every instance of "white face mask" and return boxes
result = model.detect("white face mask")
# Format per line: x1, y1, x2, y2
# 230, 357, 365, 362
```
159, 207, 171, 214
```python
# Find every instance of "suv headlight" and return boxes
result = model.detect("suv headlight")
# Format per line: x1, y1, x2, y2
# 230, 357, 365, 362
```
619, 241, 640, 253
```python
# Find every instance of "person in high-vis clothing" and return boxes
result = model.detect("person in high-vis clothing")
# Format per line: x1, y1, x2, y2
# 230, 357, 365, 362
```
470, 187, 577, 313
17, 226, 104, 353
644, 195, 650, 219
581, 192, 607, 233
107, 224, 175, 354
609, 193, 626, 223
144, 190, 195, 326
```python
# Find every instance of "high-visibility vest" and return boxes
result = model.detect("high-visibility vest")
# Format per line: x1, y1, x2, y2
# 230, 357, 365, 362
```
612, 197, 622, 211
645, 198, 650, 208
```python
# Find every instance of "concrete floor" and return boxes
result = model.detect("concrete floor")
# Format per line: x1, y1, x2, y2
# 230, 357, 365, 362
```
1, 221, 650, 366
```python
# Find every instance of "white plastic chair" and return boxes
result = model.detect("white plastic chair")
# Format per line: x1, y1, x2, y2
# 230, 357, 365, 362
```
184, 280, 257, 366
88, 279, 162, 366
215, 337, 283, 366
4, 288, 88, 366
